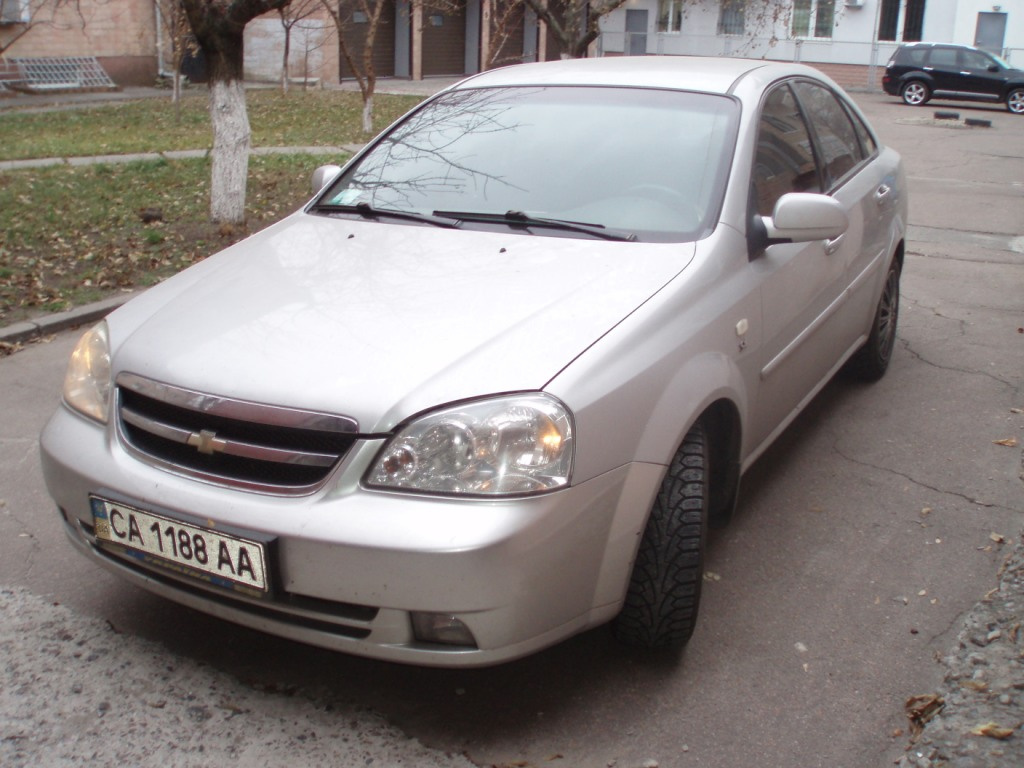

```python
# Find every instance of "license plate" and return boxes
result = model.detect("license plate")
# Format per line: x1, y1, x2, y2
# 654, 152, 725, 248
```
90, 497, 269, 595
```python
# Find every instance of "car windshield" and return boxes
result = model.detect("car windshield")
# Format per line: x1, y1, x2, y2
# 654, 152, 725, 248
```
318, 86, 739, 243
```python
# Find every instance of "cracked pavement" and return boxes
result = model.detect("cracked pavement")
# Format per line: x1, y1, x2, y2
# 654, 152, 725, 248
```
1, 93, 1022, 768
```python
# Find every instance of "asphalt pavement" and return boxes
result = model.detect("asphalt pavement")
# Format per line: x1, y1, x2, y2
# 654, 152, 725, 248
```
1, 87, 1023, 768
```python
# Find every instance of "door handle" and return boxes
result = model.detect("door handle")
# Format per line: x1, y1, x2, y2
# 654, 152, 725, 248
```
875, 184, 892, 205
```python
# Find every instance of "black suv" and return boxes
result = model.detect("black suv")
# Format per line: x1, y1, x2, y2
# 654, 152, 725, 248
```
883, 43, 1024, 114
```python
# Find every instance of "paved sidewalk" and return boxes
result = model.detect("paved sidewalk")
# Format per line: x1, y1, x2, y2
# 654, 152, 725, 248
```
0, 77, 461, 114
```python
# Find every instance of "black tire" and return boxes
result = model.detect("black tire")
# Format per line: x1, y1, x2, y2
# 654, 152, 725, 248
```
846, 258, 901, 382
901, 80, 930, 107
1007, 87, 1024, 115
612, 422, 708, 649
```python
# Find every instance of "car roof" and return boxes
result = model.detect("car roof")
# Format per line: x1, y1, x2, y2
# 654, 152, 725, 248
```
451, 56, 829, 96
899, 42, 974, 49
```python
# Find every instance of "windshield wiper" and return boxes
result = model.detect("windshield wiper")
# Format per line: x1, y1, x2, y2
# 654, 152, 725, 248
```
433, 209, 637, 242
314, 202, 461, 230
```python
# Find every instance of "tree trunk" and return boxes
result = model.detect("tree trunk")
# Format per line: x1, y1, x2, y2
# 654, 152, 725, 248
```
281, 26, 291, 94
209, 78, 250, 224
362, 93, 374, 134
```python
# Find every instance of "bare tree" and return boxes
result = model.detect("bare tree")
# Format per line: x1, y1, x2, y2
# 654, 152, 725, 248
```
277, 0, 320, 93
180, 0, 291, 224
154, 0, 198, 112
320, 0, 389, 134
482, 0, 526, 70
521, 0, 628, 59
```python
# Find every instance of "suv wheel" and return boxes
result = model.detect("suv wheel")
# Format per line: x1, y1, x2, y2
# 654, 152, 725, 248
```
1008, 88, 1024, 115
901, 80, 931, 106
612, 422, 708, 650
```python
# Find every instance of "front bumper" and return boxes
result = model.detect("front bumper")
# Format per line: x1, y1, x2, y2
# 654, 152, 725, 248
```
41, 404, 662, 667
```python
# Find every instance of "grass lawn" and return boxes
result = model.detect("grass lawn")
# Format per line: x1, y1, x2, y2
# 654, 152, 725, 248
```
0, 89, 423, 329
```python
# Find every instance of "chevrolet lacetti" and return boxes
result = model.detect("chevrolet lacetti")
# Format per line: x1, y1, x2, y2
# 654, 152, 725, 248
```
40, 57, 907, 667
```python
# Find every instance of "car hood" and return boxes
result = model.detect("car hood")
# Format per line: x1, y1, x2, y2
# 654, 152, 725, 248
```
110, 214, 695, 432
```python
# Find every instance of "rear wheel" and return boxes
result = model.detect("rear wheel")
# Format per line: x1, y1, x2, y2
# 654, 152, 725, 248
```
846, 258, 901, 382
612, 422, 708, 649
901, 80, 930, 107
1007, 88, 1024, 115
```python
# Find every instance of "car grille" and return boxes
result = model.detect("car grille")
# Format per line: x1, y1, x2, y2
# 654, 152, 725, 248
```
116, 373, 359, 494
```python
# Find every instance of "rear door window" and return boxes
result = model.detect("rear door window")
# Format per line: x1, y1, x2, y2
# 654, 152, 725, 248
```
792, 81, 865, 190
752, 83, 821, 216
927, 47, 959, 68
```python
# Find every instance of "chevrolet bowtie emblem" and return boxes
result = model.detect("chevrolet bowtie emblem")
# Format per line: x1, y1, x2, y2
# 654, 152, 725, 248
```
187, 429, 227, 455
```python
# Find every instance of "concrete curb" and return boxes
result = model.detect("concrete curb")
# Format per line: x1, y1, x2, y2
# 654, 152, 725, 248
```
0, 293, 139, 346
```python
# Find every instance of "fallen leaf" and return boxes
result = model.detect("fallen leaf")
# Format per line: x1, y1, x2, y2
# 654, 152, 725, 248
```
961, 680, 988, 692
991, 533, 1007, 544
702, 571, 721, 582
905, 694, 944, 739
993, 437, 1019, 447
970, 722, 1015, 740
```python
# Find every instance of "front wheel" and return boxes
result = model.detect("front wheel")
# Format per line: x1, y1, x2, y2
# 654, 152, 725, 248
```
612, 422, 709, 649
901, 80, 930, 107
1007, 88, 1024, 115
846, 258, 901, 382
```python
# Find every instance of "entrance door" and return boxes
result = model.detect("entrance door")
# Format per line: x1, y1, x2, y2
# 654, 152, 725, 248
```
422, 5, 468, 75
625, 10, 647, 56
974, 12, 1007, 55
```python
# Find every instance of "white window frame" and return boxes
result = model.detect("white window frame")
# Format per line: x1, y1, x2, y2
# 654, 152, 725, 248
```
717, 0, 746, 37
657, 0, 683, 35
791, 0, 836, 40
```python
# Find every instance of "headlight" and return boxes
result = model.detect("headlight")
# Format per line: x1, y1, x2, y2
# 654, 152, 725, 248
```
366, 394, 574, 496
63, 321, 112, 423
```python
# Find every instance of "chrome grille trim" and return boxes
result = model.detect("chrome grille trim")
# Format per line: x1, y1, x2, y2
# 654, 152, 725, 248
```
120, 406, 338, 467
115, 373, 360, 495
118, 372, 358, 433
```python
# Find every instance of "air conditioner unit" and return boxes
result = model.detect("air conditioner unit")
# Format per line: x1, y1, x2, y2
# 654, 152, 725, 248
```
844, 0, 865, 7
0, 0, 27, 24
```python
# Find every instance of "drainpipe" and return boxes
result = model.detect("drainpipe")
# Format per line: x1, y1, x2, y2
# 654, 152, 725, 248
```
868, 0, 882, 91
154, 0, 173, 78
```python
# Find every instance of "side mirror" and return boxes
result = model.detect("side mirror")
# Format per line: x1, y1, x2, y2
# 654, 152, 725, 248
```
311, 165, 343, 195
763, 193, 849, 243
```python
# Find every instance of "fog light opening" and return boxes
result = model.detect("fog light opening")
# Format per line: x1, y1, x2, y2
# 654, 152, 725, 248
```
411, 612, 478, 648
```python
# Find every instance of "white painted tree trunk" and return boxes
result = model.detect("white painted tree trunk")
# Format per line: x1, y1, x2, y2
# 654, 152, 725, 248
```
209, 79, 251, 224
362, 94, 374, 134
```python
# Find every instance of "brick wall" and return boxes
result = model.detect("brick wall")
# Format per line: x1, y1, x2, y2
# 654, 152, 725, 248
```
4, 0, 157, 74
246, 9, 341, 87
808, 62, 883, 92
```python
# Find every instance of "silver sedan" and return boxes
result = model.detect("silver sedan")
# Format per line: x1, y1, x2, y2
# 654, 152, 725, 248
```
40, 56, 906, 666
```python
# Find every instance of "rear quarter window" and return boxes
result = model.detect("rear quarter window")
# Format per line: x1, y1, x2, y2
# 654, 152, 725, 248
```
902, 47, 928, 66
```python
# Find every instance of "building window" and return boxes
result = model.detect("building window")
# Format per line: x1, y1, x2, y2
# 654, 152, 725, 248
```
878, 0, 925, 42
903, 0, 925, 42
658, 0, 682, 34
791, 0, 836, 39
717, 0, 745, 36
